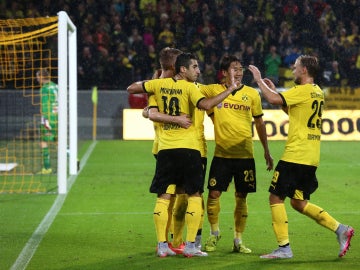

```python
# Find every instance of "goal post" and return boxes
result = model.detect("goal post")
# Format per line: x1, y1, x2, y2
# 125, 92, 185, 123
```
0, 11, 77, 194
58, 11, 78, 194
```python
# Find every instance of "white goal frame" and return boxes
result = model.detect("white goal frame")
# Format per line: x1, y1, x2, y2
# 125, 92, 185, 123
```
57, 11, 77, 194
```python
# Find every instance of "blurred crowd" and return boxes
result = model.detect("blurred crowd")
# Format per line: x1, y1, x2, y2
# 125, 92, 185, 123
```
2, 0, 360, 89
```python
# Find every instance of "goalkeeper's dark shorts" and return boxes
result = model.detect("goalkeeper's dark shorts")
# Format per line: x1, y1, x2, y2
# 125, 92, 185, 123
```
269, 160, 318, 200
150, 148, 204, 196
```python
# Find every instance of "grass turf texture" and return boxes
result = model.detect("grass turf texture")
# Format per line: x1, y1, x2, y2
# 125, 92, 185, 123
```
1, 140, 359, 270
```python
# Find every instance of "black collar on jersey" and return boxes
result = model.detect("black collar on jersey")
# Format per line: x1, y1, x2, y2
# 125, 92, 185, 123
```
225, 84, 244, 95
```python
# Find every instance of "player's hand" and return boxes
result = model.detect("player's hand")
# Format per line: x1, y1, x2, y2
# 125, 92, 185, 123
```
228, 68, 238, 90
44, 119, 52, 130
248, 65, 262, 83
264, 152, 274, 171
142, 106, 149, 118
263, 78, 276, 91
175, 114, 192, 129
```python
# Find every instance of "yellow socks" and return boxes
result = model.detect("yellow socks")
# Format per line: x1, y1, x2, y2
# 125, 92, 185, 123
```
166, 195, 176, 241
185, 196, 202, 242
198, 195, 205, 234
153, 198, 170, 242
302, 202, 339, 231
269, 202, 340, 247
207, 197, 220, 233
234, 197, 247, 239
270, 203, 289, 246
171, 194, 188, 247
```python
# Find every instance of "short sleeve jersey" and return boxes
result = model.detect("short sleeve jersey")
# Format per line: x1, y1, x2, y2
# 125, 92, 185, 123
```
195, 83, 207, 158
279, 84, 324, 166
201, 84, 263, 158
41, 81, 58, 124
148, 94, 160, 155
144, 78, 205, 151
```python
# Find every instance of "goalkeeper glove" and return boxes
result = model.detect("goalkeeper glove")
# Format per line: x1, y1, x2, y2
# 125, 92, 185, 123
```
42, 117, 52, 130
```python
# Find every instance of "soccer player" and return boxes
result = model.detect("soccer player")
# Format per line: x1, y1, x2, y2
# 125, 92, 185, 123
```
248, 55, 354, 259
36, 68, 58, 174
142, 47, 190, 248
169, 81, 208, 254
127, 52, 239, 257
201, 55, 274, 253
144, 48, 207, 255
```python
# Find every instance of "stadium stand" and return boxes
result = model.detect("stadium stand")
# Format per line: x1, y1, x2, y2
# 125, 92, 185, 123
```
1, 0, 359, 90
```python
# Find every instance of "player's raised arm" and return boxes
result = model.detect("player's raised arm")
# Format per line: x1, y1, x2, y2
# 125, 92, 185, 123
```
248, 65, 283, 105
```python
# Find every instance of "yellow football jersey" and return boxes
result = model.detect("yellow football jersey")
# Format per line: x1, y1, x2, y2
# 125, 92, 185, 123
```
144, 78, 205, 151
280, 83, 324, 166
195, 83, 207, 158
147, 94, 160, 155
201, 84, 263, 158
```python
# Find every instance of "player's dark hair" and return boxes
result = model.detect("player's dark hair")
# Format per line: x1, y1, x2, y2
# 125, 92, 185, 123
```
298, 55, 319, 79
159, 47, 182, 71
220, 55, 241, 71
175, 52, 197, 74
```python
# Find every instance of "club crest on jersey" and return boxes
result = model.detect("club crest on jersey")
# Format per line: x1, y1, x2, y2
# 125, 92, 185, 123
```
209, 177, 217, 187
242, 94, 249, 102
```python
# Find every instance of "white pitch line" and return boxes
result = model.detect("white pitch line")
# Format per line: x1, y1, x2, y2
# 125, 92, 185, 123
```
10, 141, 98, 270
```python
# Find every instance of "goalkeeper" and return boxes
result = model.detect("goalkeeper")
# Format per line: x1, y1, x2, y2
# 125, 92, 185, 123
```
37, 68, 58, 174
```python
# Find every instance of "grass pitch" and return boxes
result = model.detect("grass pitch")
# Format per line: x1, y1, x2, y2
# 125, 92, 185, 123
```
1, 140, 359, 270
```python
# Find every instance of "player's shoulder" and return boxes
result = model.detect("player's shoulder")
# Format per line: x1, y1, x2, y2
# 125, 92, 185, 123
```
145, 77, 173, 87
176, 79, 194, 85
176, 80, 199, 92
289, 83, 323, 94
240, 84, 260, 98
203, 83, 224, 92
243, 84, 258, 92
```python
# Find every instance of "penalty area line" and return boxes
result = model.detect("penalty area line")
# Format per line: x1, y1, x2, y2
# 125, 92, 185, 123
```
10, 141, 98, 270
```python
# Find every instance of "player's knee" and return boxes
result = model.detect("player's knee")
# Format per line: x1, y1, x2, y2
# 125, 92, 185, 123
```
158, 193, 172, 200
208, 190, 221, 199
290, 198, 306, 212
235, 192, 247, 198
188, 191, 201, 197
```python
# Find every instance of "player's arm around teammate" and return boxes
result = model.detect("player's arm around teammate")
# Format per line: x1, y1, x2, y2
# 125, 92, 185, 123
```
127, 53, 240, 258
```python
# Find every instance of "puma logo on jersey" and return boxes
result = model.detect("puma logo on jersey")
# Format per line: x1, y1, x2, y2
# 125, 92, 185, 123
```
186, 211, 195, 216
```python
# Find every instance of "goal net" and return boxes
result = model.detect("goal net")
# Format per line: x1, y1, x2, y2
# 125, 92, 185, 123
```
0, 11, 77, 194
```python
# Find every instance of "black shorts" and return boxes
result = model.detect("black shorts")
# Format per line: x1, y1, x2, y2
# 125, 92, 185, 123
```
175, 156, 207, 194
269, 160, 318, 200
207, 157, 256, 193
150, 148, 204, 196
